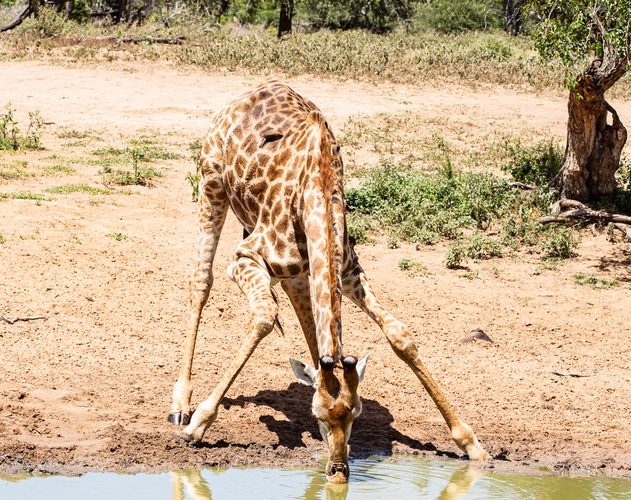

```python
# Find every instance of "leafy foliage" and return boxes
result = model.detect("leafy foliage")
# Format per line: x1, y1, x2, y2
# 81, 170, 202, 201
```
529, 0, 631, 79
345, 163, 513, 244
0, 105, 43, 151
299, 0, 414, 32
414, 0, 501, 33
540, 227, 578, 259
501, 139, 564, 186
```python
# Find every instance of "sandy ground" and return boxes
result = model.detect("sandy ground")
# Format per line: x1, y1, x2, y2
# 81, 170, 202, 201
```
1, 60, 631, 478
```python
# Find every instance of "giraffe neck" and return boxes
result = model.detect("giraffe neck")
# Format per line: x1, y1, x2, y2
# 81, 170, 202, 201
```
302, 111, 345, 362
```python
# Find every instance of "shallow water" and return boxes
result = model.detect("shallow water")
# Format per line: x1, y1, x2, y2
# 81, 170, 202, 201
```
2, 457, 631, 500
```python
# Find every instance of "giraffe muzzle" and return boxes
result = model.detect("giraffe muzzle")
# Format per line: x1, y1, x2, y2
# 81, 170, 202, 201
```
325, 461, 349, 483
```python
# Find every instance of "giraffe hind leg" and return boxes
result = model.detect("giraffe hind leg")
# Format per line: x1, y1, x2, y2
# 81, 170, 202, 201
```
179, 250, 277, 444
168, 172, 229, 426
342, 260, 489, 460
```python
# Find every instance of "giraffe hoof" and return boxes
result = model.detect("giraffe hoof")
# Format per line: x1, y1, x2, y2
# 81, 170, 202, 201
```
167, 412, 191, 426
173, 431, 202, 448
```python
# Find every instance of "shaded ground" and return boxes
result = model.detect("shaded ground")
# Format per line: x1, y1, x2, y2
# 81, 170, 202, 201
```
1, 61, 631, 478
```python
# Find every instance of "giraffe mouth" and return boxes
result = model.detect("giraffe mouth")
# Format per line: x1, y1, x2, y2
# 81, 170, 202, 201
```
325, 462, 349, 483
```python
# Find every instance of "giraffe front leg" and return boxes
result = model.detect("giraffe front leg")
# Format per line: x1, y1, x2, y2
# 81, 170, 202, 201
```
178, 254, 277, 445
168, 175, 228, 426
281, 277, 319, 366
342, 262, 489, 461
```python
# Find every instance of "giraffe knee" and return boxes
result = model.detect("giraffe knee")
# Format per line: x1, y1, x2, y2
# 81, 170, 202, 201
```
386, 324, 418, 360
250, 302, 278, 339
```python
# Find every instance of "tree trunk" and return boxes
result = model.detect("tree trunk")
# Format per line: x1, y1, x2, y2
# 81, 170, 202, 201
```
503, 0, 523, 36
277, 0, 293, 38
553, 56, 628, 201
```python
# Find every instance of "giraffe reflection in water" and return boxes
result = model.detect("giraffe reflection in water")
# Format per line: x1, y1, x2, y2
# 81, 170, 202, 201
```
169, 463, 481, 500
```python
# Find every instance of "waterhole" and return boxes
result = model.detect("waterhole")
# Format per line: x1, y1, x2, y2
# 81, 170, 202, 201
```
2, 457, 630, 499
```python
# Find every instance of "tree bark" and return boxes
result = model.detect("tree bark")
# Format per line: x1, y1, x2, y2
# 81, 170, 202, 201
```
503, 0, 524, 36
553, 55, 628, 201
277, 0, 293, 38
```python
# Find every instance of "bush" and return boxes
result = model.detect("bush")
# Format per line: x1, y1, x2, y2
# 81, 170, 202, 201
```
444, 234, 502, 268
345, 163, 511, 244
413, 0, 501, 33
299, 0, 414, 32
502, 139, 563, 186
346, 212, 373, 244
541, 227, 578, 259
0, 105, 43, 151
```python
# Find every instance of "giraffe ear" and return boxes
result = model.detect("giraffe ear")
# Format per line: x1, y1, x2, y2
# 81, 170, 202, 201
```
356, 356, 369, 383
290, 358, 318, 387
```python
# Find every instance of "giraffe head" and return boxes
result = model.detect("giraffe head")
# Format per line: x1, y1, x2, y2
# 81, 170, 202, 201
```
290, 355, 368, 483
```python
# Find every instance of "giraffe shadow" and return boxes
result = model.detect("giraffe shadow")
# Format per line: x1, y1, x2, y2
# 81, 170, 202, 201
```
222, 382, 457, 459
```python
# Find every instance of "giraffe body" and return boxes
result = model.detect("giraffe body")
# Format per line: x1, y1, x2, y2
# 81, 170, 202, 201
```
169, 81, 488, 482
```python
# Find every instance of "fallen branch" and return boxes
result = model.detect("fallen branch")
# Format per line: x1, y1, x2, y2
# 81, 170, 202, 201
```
1, 315, 46, 324
539, 199, 631, 226
507, 181, 536, 191
612, 222, 631, 240
80, 35, 186, 45
0, 4, 33, 33
552, 370, 590, 378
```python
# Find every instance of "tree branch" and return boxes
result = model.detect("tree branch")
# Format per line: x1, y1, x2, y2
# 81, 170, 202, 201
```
0, 4, 33, 33
539, 199, 631, 226
79, 35, 186, 44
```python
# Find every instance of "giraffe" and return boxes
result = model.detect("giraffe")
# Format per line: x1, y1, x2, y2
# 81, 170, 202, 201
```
168, 80, 489, 483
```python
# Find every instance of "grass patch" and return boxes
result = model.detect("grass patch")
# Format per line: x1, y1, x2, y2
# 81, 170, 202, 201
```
0, 160, 30, 180
101, 165, 162, 186
0, 192, 49, 201
573, 273, 618, 289
398, 258, 430, 277
57, 129, 92, 139
41, 164, 76, 175
96, 140, 172, 186
106, 232, 127, 241
46, 183, 113, 195
0, 160, 76, 179
0, 234, 5, 244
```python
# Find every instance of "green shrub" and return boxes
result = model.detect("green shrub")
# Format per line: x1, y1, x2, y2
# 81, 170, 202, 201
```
465, 233, 502, 260
541, 227, 578, 259
502, 139, 563, 186
0, 106, 43, 151
444, 234, 502, 268
346, 212, 373, 244
445, 243, 465, 269
413, 0, 501, 33
345, 163, 511, 244
300, 0, 414, 32
398, 257, 429, 276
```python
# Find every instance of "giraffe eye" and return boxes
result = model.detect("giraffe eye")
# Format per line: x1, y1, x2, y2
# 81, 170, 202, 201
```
331, 144, 341, 156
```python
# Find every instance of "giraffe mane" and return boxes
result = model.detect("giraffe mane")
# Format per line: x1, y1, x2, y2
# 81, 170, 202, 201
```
307, 110, 344, 362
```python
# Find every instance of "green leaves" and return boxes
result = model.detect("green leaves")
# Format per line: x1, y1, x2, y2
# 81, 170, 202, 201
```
530, 0, 631, 82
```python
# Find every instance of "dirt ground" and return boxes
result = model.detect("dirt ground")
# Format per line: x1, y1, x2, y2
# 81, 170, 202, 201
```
1, 60, 631, 479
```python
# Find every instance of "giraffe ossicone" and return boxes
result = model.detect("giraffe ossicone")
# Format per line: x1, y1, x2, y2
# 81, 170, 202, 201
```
168, 80, 489, 483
